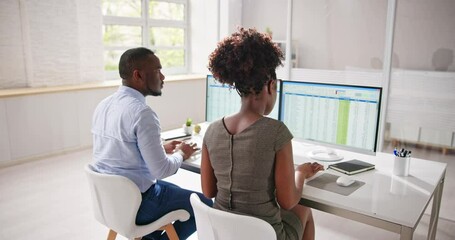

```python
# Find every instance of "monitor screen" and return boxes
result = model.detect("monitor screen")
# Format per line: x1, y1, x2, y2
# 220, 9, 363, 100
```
279, 80, 382, 154
205, 75, 279, 122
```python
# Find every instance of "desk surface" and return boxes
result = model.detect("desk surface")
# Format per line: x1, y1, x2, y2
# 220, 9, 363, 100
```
169, 122, 447, 238
292, 141, 446, 229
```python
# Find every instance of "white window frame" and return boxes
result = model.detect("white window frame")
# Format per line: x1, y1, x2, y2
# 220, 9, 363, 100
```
103, 0, 189, 79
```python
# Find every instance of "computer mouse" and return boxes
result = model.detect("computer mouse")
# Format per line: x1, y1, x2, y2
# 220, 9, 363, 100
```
336, 176, 355, 187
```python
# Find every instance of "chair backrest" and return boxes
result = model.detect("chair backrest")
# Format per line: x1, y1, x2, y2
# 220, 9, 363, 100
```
190, 193, 277, 240
85, 164, 142, 237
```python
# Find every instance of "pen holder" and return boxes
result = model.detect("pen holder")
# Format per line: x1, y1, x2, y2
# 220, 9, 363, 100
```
393, 156, 410, 176
183, 124, 194, 135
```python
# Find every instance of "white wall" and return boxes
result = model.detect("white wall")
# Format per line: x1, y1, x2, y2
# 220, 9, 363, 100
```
0, 0, 215, 166
242, 0, 287, 40
0, 77, 206, 166
219, 0, 243, 38
242, 0, 455, 72
0, 0, 27, 88
76, 0, 105, 83
393, 0, 455, 71
189, 0, 219, 74
1, 0, 221, 86
241, 0, 389, 70
0, 0, 104, 89
147, 78, 206, 130
189, 0, 248, 74
240, 0, 455, 149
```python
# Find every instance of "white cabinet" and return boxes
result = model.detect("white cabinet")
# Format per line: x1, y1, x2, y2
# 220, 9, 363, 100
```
389, 123, 420, 143
386, 70, 455, 154
0, 99, 11, 162
388, 124, 455, 154
420, 128, 453, 147
0, 76, 207, 166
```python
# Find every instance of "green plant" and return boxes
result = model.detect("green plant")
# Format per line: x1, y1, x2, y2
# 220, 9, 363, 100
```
185, 118, 192, 127
265, 27, 273, 37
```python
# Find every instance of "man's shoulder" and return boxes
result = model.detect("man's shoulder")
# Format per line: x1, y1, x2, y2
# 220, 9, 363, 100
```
95, 92, 155, 122
115, 91, 151, 112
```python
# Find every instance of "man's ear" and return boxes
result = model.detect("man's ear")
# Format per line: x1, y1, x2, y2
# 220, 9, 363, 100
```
132, 69, 141, 81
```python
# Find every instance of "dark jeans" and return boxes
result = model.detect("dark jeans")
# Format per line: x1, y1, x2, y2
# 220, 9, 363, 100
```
136, 180, 213, 240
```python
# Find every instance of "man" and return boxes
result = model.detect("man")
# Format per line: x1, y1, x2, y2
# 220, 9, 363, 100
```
91, 47, 212, 240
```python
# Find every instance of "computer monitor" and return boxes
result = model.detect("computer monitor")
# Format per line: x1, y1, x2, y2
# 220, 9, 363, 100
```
279, 80, 382, 158
205, 75, 279, 122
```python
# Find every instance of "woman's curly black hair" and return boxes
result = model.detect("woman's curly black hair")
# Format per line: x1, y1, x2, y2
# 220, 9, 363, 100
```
208, 28, 284, 96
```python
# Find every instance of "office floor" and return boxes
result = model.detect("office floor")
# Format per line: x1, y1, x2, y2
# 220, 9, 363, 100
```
0, 145, 454, 240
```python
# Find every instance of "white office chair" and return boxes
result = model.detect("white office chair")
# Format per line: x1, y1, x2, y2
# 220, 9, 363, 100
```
189, 193, 277, 240
85, 164, 190, 240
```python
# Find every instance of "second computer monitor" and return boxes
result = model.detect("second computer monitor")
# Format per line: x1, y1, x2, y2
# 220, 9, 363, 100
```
279, 80, 382, 154
205, 75, 279, 122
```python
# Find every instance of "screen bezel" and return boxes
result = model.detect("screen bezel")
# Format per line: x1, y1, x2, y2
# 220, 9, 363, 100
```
279, 80, 382, 154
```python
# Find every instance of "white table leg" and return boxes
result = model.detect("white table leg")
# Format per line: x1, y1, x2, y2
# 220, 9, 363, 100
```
427, 174, 445, 240
400, 226, 413, 240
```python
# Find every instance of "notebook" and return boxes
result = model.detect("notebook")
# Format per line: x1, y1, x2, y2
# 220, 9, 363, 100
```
328, 159, 375, 175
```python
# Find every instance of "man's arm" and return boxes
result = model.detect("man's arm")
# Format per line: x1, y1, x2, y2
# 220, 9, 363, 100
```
135, 109, 184, 179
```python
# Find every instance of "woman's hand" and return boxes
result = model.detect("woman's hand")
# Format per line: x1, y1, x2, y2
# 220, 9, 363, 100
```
296, 162, 324, 179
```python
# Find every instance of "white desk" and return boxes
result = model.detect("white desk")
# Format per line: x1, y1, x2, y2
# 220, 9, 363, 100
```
292, 141, 446, 240
164, 123, 446, 240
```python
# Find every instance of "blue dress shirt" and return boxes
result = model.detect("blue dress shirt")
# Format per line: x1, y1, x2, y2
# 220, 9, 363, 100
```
91, 86, 183, 192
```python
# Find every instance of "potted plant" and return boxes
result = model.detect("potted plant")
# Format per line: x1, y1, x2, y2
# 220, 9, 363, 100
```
183, 118, 194, 135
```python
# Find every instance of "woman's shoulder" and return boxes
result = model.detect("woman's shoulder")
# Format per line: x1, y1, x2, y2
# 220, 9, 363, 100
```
207, 119, 224, 129
260, 117, 287, 128
259, 117, 292, 138
205, 119, 225, 135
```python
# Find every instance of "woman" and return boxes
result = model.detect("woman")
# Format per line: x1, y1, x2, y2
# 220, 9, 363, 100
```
201, 28, 324, 240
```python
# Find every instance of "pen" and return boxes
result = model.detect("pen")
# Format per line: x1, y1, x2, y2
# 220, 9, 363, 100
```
394, 148, 412, 157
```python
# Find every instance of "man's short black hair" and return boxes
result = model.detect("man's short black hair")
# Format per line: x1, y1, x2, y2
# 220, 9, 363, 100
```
119, 47, 155, 80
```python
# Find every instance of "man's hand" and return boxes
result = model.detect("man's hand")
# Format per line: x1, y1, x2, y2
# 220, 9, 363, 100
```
176, 142, 199, 160
163, 140, 182, 154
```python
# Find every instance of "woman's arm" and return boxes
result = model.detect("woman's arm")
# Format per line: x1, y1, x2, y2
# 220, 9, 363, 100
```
275, 141, 324, 210
201, 143, 217, 198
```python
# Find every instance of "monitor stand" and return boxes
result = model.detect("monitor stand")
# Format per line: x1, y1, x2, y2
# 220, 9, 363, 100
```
307, 148, 343, 162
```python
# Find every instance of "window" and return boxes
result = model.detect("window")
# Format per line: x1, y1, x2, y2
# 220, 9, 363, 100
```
102, 0, 188, 79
